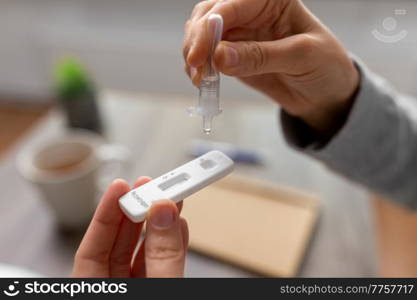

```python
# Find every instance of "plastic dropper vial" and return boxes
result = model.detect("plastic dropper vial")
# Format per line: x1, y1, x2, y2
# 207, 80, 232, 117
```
188, 14, 223, 135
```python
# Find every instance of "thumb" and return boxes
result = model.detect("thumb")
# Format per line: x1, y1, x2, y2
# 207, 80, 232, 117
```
214, 35, 314, 77
144, 200, 186, 278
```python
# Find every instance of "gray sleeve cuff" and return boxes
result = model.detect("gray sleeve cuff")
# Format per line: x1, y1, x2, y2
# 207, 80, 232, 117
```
281, 59, 417, 209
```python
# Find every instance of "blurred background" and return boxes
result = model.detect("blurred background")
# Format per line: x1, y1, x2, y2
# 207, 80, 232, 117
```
0, 0, 417, 278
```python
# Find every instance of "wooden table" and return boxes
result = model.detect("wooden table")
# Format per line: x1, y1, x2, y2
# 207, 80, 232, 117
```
0, 91, 377, 277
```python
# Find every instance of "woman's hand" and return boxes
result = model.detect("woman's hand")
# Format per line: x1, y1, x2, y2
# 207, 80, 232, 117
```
184, 0, 359, 136
72, 177, 188, 278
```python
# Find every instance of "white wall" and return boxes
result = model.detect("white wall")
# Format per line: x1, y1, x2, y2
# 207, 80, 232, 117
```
0, 0, 416, 102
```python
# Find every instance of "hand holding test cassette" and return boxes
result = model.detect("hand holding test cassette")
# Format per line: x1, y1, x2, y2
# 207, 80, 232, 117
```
119, 151, 234, 223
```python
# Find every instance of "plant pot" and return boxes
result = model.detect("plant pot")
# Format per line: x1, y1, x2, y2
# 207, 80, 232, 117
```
60, 90, 102, 134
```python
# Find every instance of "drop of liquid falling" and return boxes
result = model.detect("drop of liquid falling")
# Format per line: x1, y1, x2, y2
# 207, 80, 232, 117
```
203, 117, 212, 135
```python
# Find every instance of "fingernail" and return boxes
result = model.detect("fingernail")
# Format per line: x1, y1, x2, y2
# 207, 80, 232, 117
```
190, 67, 197, 79
149, 203, 175, 229
222, 45, 239, 67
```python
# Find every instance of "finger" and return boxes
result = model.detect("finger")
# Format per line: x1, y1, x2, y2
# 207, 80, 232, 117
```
145, 200, 186, 278
183, 0, 217, 63
223, 28, 258, 42
130, 200, 184, 278
131, 239, 146, 278
177, 201, 183, 214
184, 64, 191, 78
184, 64, 203, 87
180, 217, 189, 250
109, 218, 143, 277
190, 0, 216, 21
187, 0, 316, 70
130, 176, 181, 277
109, 177, 151, 277
186, 17, 214, 68
214, 34, 317, 77
73, 179, 130, 277
209, 0, 309, 32
133, 176, 152, 188
186, 0, 273, 68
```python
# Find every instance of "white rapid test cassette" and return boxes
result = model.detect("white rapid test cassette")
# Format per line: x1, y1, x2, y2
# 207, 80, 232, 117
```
119, 151, 234, 223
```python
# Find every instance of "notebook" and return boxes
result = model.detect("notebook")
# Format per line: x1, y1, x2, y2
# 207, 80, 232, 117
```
181, 175, 320, 277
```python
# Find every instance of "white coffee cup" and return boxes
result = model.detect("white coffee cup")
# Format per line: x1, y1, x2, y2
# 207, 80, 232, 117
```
17, 130, 130, 231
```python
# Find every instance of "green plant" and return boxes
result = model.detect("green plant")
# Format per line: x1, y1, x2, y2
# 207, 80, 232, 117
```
54, 58, 94, 101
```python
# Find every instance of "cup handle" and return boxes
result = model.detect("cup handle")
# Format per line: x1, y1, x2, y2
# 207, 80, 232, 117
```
96, 144, 132, 193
